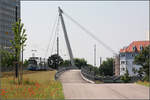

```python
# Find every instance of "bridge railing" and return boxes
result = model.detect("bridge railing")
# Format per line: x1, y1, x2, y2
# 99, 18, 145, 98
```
55, 66, 78, 80
81, 67, 95, 81
81, 66, 143, 83
81, 67, 122, 83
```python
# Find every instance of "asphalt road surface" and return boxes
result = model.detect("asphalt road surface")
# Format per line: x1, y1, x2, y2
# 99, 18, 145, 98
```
59, 70, 149, 99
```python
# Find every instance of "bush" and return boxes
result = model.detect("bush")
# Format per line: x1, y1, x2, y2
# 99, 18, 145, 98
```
143, 75, 149, 82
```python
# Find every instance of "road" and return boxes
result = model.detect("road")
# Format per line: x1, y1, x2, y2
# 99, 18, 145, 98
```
59, 70, 149, 99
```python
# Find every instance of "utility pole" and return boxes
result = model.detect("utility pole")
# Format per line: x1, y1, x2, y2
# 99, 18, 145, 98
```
100, 57, 102, 66
15, 5, 18, 78
58, 7, 75, 67
94, 44, 96, 67
57, 36, 59, 69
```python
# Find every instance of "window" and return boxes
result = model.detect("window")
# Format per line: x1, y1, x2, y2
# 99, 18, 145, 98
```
126, 61, 128, 65
121, 61, 125, 64
122, 68, 125, 71
120, 53, 125, 57
132, 46, 136, 51
140, 45, 143, 51
132, 54, 134, 57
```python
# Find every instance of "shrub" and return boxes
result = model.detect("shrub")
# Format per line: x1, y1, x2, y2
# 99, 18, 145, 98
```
121, 69, 131, 83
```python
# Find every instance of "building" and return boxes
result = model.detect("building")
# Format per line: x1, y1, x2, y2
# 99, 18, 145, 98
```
0, 0, 20, 49
119, 41, 150, 76
114, 55, 120, 76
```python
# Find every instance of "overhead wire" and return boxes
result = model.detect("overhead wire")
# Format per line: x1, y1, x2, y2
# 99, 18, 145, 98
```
50, 15, 60, 55
44, 13, 59, 58
62, 11, 116, 55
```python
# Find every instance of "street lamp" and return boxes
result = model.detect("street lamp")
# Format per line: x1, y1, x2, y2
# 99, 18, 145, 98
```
15, 4, 18, 78
31, 49, 37, 57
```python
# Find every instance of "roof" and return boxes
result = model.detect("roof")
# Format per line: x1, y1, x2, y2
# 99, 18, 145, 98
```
120, 41, 150, 53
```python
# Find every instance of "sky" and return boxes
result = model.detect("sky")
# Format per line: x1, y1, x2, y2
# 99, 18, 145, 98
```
21, 1, 149, 66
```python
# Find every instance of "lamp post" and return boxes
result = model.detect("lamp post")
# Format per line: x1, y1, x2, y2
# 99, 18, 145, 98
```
94, 44, 96, 67
31, 49, 37, 57
15, 4, 18, 78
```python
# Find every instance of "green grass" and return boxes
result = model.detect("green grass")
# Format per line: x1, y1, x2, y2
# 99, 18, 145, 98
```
94, 80, 104, 84
136, 81, 150, 87
0, 70, 64, 99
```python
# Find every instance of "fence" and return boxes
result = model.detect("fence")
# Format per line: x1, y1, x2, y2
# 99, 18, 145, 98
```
81, 66, 142, 83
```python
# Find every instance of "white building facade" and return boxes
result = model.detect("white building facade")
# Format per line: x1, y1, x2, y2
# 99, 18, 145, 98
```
119, 41, 150, 76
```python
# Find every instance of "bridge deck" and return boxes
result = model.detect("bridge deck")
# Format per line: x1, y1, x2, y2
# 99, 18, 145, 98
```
59, 70, 149, 99
59, 70, 87, 83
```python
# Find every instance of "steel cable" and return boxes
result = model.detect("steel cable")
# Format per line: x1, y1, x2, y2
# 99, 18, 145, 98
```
63, 11, 116, 55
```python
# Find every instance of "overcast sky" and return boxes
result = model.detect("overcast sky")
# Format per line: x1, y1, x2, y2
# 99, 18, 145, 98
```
21, 1, 149, 66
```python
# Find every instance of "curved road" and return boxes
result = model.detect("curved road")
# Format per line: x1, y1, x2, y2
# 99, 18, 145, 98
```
59, 70, 149, 99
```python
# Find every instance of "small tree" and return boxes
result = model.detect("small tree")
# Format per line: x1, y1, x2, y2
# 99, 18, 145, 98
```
99, 58, 114, 76
10, 19, 27, 84
121, 69, 131, 83
23, 59, 29, 68
74, 58, 87, 69
0, 49, 15, 71
134, 45, 150, 81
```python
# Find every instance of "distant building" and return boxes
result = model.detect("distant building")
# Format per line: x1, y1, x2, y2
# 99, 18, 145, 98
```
119, 41, 150, 76
0, 0, 20, 49
146, 31, 150, 41
114, 55, 120, 76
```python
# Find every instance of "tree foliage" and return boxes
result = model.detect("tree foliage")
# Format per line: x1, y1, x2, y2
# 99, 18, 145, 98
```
23, 59, 29, 68
0, 49, 15, 71
99, 58, 114, 76
10, 19, 27, 62
92, 67, 100, 76
10, 19, 27, 84
121, 69, 131, 83
47, 54, 63, 69
74, 58, 87, 69
61, 60, 71, 67
134, 45, 150, 81
60, 58, 87, 69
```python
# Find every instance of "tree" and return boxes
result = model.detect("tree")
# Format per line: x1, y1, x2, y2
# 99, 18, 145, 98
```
0, 49, 15, 71
60, 58, 87, 69
74, 58, 87, 69
134, 45, 150, 81
23, 59, 29, 68
93, 67, 100, 76
48, 54, 63, 69
99, 58, 114, 76
10, 19, 27, 83
61, 60, 71, 67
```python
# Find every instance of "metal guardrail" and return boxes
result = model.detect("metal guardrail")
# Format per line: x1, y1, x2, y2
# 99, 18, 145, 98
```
81, 67, 122, 83
81, 66, 142, 83
55, 66, 78, 80
81, 67, 95, 81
